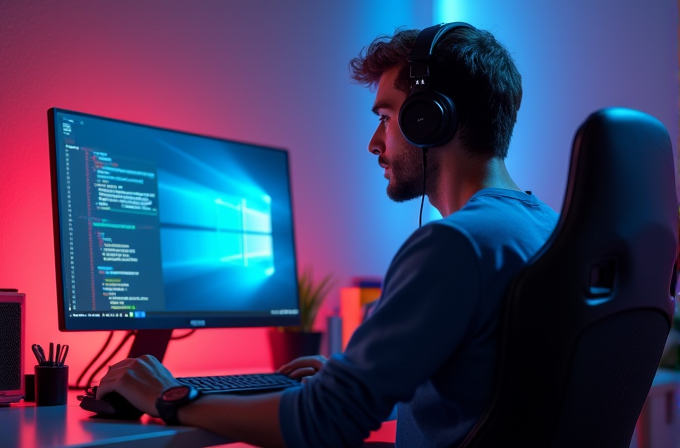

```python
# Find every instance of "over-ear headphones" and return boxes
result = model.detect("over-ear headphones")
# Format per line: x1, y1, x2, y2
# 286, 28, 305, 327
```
399, 22, 476, 148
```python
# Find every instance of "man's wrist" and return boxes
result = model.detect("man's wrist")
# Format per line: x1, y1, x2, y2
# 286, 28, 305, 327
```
155, 385, 202, 426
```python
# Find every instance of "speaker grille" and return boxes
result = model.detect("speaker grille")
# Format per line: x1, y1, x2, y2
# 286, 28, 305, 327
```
0, 302, 22, 390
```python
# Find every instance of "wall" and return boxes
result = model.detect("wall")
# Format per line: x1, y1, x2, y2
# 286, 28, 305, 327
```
0, 0, 433, 378
0, 0, 677, 380
434, 0, 678, 209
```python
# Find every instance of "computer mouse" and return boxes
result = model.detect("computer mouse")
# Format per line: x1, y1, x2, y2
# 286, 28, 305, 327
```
79, 387, 144, 420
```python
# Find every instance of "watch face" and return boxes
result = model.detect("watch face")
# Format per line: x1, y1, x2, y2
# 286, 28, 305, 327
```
162, 386, 190, 401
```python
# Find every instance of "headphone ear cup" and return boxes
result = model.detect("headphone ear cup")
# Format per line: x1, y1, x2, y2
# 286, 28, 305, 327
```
399, 87, 459, 148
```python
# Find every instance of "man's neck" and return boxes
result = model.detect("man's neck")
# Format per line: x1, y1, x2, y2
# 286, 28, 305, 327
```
429, 150, 521, 218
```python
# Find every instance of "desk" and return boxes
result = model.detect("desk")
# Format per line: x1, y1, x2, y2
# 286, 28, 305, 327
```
0, 390, 236, 448
0, 389, 397, 448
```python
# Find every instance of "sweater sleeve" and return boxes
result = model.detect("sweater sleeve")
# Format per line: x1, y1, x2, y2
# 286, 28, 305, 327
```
279, 223, 482, 448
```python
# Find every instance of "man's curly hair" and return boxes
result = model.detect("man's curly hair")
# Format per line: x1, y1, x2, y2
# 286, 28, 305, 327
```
349, 26, 522, 159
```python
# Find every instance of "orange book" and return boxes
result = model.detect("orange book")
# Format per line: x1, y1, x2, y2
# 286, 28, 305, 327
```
340, 287, 381, 348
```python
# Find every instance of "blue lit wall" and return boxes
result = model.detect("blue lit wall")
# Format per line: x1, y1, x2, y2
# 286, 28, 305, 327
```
434, 0, 678, 215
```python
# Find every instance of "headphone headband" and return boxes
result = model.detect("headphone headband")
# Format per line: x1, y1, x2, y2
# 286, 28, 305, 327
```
409, 22, 475, 64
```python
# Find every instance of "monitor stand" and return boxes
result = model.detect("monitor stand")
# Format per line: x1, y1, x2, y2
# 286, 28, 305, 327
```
127, 329, 173, 362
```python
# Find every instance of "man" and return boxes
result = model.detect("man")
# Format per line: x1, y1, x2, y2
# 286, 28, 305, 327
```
97, 23, 558, 447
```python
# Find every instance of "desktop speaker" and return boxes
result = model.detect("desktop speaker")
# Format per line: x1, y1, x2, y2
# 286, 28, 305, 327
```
0, 290, 25, 404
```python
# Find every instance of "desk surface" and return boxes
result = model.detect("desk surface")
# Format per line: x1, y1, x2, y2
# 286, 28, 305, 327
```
0, 390, 237, 448
0, 390, 397, 448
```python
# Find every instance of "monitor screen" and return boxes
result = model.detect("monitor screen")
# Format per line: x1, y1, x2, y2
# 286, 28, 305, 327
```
49, 108, 300, 353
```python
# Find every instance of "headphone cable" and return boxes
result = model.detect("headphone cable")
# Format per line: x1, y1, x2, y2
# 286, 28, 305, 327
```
419, 148, 428, 227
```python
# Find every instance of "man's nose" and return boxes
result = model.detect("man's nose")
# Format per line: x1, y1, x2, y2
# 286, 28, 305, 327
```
368, 126, 384, 155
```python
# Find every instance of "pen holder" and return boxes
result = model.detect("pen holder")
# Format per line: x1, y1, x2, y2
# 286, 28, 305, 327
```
34, 365, 68, 406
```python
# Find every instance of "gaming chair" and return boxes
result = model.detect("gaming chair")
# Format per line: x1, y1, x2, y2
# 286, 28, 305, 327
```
460, 107, 678, 447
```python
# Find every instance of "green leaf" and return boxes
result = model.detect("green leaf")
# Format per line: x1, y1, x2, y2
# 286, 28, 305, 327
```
281, 266, 336, 333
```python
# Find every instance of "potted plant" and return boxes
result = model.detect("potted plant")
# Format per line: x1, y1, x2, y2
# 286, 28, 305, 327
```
269, 267, 335, 369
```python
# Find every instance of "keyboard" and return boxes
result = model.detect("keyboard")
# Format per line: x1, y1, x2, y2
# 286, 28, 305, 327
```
176, 372, 301, 394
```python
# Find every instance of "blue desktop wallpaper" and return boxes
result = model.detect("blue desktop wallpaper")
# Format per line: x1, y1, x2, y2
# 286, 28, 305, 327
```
153, 133, 297, 312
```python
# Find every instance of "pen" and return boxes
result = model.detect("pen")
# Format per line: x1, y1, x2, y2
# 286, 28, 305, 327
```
59, 345, 69, 366
33, 342, 69, 366
37, 345, 47, 365
31, 344, 44, 365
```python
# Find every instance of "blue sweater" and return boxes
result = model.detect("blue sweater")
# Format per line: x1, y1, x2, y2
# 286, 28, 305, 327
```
280, 188, 559, 447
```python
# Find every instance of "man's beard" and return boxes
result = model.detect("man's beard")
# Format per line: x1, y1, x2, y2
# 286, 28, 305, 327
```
381, 145, 436, 203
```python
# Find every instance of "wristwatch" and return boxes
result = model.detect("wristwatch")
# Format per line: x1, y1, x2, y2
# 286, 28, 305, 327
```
155, 385, 202, 425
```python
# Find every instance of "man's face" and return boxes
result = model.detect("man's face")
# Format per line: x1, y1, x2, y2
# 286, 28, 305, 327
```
369, 66, 424, 202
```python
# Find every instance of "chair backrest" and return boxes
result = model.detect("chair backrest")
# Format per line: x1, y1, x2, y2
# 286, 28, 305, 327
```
461, 108, 678, 448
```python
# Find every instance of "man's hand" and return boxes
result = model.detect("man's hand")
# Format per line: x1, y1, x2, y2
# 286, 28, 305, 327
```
276, 355, 327, 381
95, 356, 286, 446
96, 354, 181, 417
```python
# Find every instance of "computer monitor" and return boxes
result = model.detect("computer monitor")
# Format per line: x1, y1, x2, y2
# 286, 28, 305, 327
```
48, 108, 300, 361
